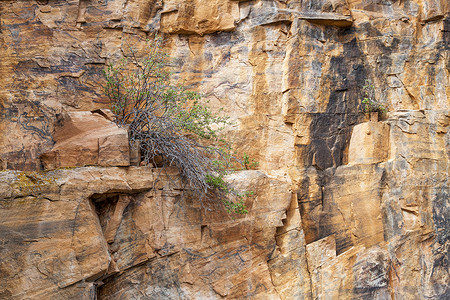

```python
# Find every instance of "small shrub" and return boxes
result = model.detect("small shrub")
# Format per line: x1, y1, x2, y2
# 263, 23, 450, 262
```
361, 79, 387, 115
243, 153, 259, 170
223, 198, 248, 215
104, 35, 253, 214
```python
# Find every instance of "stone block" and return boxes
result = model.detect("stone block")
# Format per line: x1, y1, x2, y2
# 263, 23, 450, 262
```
40, 111, 130, 169
421, 0, 445, 22
348, 121, 390, 165
98, 133, 130, 167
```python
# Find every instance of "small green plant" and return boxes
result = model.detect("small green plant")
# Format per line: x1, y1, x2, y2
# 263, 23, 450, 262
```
243, 153, 259, 170
104, 35, 254, 214
361, 79, 387, 115
205, 173, 228, 192
223, 198, 248, 215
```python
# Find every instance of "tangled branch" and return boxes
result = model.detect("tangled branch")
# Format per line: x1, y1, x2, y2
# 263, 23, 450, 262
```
104, 35, 249, 214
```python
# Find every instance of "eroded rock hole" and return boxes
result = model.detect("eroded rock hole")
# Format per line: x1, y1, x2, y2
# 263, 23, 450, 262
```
91, 193, 135, 244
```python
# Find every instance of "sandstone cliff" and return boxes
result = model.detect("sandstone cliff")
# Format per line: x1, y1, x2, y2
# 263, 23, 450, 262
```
0, 0, 449, 299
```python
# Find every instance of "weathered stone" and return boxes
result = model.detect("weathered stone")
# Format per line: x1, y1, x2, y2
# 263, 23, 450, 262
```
0, 0, 449, 299
348, 119, 390, 164
309, 245, 391, 299
103, 194, 132, 243
421, 0, 446, 22
305, 235, 336, 271
0, 178, 110, 298
299, 163, 386, 254
0, 167, 157, 298
0, 168, 292, 299
160, 0, 240, 35
268, 194, 312, 299
95, 170, 292, 299
40, 111, 130, 169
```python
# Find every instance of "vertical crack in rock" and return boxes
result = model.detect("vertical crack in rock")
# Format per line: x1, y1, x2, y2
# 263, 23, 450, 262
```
297, 188, 316, 300
267, 193, 312, 299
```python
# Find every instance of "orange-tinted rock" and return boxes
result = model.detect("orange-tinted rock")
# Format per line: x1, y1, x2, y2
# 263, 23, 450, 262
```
268, 194, 312, 299
0, 0, 449, 299
40, 111, 130, 169
348, 119, 390, 164
306, 235, 336, 271
0, 167, 159, 298
160, 0, 239, 35
0, 168, 292, 299
299, 163, 385, 254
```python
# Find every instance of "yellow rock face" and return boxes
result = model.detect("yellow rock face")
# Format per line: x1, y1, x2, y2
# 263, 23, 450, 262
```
348, 119, 390, 164
160, 0, 240, 35
40, 110, 130, 169
0, 0, 448, 299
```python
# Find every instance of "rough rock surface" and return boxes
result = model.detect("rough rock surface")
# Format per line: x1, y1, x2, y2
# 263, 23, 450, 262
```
40, 110, 130, 169
0, 0, 449, 299
0, 168, 291, 299
348, 116, 390, 164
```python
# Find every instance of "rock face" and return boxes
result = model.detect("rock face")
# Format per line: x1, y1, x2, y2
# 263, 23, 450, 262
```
40, 110, 130, 169
0, 168, 292, 299
348, 115, 390, 164
0, 0, 449, 299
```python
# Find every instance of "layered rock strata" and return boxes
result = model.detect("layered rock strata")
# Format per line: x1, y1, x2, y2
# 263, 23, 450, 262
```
0, 0, 449, 299
0, 167, 293, 299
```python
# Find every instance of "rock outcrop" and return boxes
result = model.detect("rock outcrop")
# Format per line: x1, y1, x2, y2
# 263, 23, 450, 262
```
0, 0, 448, 299
0, 168, 292, 299
40, 110, 130, 169
348, 115, 390, 164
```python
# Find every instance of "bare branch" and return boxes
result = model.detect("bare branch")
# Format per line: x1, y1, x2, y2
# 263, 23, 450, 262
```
103, 34, 250, 214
